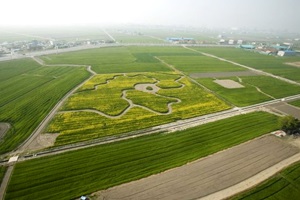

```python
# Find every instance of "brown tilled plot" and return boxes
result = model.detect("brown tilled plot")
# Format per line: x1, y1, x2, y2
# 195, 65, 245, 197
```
95, 136, 299, 200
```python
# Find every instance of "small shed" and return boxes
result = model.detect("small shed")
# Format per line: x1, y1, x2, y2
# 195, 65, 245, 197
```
278, 50, 296, 56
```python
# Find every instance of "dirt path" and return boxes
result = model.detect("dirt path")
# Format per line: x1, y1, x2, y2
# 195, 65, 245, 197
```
0, 123, 10, 140
93, 136, 299, 200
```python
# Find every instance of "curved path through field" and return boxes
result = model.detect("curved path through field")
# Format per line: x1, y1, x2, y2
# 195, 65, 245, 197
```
60, 74, 184, 118
94, 135, 300, 200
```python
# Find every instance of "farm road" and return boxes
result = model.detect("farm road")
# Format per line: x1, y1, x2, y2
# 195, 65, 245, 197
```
95, 136, 299, 200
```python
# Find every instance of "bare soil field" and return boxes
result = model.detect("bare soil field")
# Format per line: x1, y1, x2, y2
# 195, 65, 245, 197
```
25, 133, 60, 151
214, 79, 244, 89
267, 102, 300, 119
190, 71, 259, 78
0, 123, 10, 140
93, 136, 299, 200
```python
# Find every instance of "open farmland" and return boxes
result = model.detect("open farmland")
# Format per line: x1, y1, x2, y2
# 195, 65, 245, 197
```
193, 47, 300, 82
159, 54, 246, 73
197, 77, 272, 106
0, 59, 90, 153
231, 160, 300, 200
6, 112, 280, 200
39, 47, 172, 73
197, 75, 300, 107
47, 72, 230, 146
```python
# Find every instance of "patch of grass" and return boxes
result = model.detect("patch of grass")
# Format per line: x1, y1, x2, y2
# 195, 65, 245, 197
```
159, 55, 246, 73
40, 47, 171, 73
231, 161, 300, 200
0, 166, 7, 183
289, 100, 300, 108
126, 90, 178, 113
0, 59, 90, 153
197, 77, 272, 106
241, 76, 300, 99
7, 112, 280, 200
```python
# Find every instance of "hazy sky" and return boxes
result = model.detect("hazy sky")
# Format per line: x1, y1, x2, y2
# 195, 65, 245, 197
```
1, 0, 299, 31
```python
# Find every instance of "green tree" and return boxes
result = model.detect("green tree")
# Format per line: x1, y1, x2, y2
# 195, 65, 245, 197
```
279, 115, 300, 134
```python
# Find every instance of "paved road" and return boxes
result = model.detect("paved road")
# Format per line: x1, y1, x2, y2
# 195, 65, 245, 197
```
95, 136, 299, 200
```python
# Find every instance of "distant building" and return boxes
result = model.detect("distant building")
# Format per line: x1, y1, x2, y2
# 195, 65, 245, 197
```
166, 37, 195, 43
272, 45, 290, 51
239, 44, 255, 49
228, 39, 234, 45
278, 50, 296, 56
237, 40, 243, 45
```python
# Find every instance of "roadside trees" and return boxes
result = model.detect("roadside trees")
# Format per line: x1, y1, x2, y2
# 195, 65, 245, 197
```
279, 115, 300, 135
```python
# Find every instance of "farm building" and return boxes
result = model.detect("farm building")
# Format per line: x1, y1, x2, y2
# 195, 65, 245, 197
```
228, 39, 235, 45
277, 50, 296, 56
272, 45, 290, 51
166, 37, 195, 43
239, 44, 255, 49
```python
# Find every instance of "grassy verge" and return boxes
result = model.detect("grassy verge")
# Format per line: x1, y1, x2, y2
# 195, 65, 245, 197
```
6, 112, 279, 200
290, 100, 300, 108
231, 161, 300, 200
0, 166, 7, 183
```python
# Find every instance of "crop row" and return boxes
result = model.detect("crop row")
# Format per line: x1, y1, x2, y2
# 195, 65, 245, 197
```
159, 55, 246, 73
7, 112, 280, 200
232, 161, 300, 199
0, 59, 90, 153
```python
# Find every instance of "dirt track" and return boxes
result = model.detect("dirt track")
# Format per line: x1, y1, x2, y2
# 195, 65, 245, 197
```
190, 71, 259, 78
94, 136, 299, 200
0, 123, 10, 140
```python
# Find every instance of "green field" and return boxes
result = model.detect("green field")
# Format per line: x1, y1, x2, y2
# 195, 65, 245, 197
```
39, 47, 173, 73
0, 59, 90, 153
159, 55, 246, 73
197, 77, 271, 106
197, 75, 300, 107
47, 72, 230, 146
193, 47, 300, 82
231, 161, 300, 200
290, 100, 300, 108
6, 112, 280, 200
